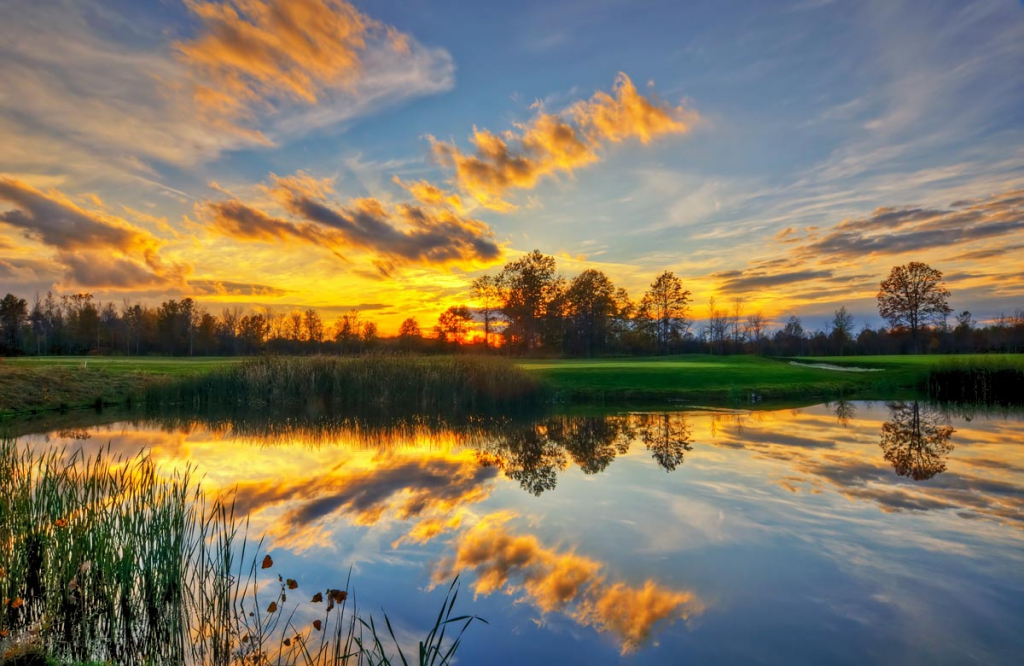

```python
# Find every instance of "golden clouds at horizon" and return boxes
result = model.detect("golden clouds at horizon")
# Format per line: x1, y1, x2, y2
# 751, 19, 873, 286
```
432, 511, 702, 653
430, 74, 697, 211
202, 171, 503, 275
177, 0, 409, 118
0, 176, 188, 289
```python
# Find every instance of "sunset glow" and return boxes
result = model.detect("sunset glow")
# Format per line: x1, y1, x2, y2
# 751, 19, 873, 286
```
2, 0, 1021, 333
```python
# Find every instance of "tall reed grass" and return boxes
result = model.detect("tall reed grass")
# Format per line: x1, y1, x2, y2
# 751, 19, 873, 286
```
925, 356, 1024, 405
146, 356, 546, 415
0, 439, 481, 665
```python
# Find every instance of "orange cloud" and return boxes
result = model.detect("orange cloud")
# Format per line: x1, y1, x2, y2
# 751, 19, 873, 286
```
430, 74, 696, 211
225, 451, 499, 553
433, 513, 702, 652
0, 176, 186, 288
393, 177, 465, 211
177, 0, 409, 117
204, 172, 502, 272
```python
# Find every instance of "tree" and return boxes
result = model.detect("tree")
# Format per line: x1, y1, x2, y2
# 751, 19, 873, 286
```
436, 305, 474, 348
361, 321, 379, 347
303, 308, 324, 351
877, 262, 952, 352
745, 312, 767, 354
0, 293, 28, 354
564, 269, 617, 357
496, 250, 560, 352
829, 306, 855, 355
706, 296, 730, 355
638, 271, 691, 354
397, 317, 422, 350
471, 275, 501, 351
880, 402, 955, 481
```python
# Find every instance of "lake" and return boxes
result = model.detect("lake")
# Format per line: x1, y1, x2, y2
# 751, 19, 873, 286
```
13, 401, 1024, 665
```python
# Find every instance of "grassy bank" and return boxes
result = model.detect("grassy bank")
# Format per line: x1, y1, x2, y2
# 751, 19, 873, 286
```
0, 358, 239, 416
3, 354, 1022, 416
145, 355, 546, 414
925, 356, 1024, 405
0, 439, 479, 665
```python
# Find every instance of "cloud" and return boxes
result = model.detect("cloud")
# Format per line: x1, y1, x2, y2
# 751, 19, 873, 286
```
713, 269, 835, 293
0, 1, 451, 188
393, 177, 465, 211
204, 172, 502, 271
433, 513, 702, 653
188, 279, 290, 297
226, 452, 498, 553
0, 176, 184, 288
794, 188, 1024, 261
430, 74, 697, 211
177, 0, 453, 133
179, 0, 389, 112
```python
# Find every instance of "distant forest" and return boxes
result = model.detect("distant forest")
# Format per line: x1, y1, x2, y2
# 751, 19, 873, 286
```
1, 252, 1022, 357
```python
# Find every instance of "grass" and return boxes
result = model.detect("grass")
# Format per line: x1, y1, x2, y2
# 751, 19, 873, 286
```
3, 353, 1023, 415
144, 356, 546, 415
516, 354, 916, 402
0, 439, 481, 665
924, 356, 1024, 405
0, 358, 239, 416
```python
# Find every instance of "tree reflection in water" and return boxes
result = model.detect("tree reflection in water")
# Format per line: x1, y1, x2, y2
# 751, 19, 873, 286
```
880, 401, 956, 481
832, 400, 856, 427
479, 413, 692, 495
139, 405, 691, 496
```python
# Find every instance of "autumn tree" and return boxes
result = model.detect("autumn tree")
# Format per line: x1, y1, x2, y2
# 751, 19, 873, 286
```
877, 262, 951, 352
880, 401, 955, 481
639, 271, 691, 354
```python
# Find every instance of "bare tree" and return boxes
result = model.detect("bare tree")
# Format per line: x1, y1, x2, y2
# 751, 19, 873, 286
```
472, 275, 501, 351
829, 306, 855, 355
745, 312, 767, 354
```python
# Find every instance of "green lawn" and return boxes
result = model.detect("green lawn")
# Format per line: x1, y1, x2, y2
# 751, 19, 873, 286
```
3, 355, 241, 375
515, 354, 920, 402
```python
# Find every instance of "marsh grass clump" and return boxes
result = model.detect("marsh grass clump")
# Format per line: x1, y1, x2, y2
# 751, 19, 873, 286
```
925, 356, 1024, 405
0, 441, 220, 664
0, 439, 481, 666
147, 355, 547, 414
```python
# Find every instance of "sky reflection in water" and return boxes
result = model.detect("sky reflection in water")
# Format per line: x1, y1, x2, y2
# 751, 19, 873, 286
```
20, 402, 1024, 665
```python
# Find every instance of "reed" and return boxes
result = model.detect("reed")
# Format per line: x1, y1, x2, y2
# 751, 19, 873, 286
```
0, 439, 480, 665
925, 356, 1024, 405
145, 355, 547, 415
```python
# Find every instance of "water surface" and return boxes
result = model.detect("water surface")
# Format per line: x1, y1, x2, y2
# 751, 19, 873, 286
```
17, 402, 1024, 664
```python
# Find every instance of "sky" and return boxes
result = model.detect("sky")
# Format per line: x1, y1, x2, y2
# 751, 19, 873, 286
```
1, 0, 1022, 333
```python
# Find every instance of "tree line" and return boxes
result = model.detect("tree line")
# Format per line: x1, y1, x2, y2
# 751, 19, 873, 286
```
1, 255, 1022, 357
